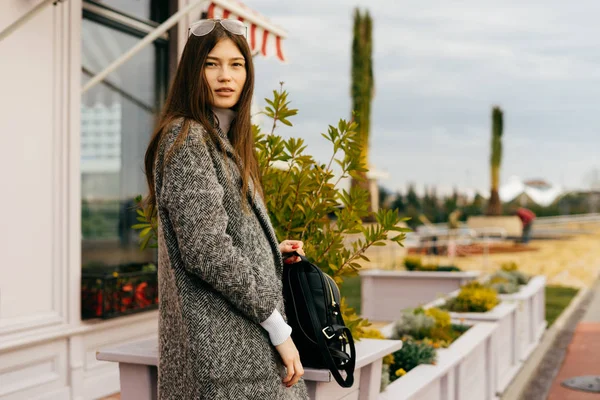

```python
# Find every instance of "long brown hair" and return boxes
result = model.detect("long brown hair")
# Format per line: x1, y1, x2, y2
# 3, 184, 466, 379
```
144, 23, 261, 213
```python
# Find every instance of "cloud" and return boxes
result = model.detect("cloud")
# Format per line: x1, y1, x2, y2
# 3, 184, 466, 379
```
248, 0, 600, 193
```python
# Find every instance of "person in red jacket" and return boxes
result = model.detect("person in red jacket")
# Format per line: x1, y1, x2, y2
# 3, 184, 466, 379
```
515, 207, 536, 244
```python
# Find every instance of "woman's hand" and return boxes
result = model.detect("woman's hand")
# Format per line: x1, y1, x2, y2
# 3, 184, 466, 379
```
279, 240, 305, 264
275, 336, 304, 387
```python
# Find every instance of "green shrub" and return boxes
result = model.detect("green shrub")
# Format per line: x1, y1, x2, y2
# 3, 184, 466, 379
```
425, 307, 451, 329
391, 307, 463, 347
404, 256, 422, 271
488, 270, 520, 294
403, 257, 461, 272
444, 282, 500, 312
389, 339, 437, 382
391, 310, 436, 340
417, 263, 438, 271
500, 262, 530, 284
490, 281, 520, 294
435, 265, 461, 272
501, 261, 519, 272
509, 270, 530, 285
380, 364, 391, 391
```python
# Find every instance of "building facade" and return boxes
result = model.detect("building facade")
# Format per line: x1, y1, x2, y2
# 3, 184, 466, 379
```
0, 1, 286, 399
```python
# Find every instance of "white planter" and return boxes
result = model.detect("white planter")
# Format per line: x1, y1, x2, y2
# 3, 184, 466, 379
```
304, 339, 402, 400
499, 275, 547, 361
424, 297, 519, 395
359, 270, 480, 321
379, 322, 498, 400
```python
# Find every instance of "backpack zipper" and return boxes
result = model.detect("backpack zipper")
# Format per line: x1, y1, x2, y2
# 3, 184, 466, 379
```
324, 273, 338, 307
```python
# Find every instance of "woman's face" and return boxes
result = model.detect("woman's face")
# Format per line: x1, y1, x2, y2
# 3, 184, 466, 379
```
204, 38, 247, 109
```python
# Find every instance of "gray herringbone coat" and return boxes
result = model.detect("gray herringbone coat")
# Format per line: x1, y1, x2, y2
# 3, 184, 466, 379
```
154, 118, 309, 399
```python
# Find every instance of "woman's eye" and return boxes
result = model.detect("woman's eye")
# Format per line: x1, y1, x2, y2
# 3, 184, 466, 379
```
233, 63, 245, 67
205, 62, 217, 67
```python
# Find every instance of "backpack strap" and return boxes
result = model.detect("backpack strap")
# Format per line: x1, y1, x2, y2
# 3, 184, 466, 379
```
296, 265, 356, 388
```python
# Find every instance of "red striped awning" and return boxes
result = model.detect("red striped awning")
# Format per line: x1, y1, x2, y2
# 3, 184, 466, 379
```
201, 0, 287, 62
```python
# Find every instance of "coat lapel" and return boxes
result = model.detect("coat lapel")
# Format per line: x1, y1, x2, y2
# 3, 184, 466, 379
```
214, 124, 284, 273
247, 178, 284, 274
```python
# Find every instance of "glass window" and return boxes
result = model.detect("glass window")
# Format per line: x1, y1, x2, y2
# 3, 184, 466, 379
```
81, 16, 167, 269
91, 0, 167, 24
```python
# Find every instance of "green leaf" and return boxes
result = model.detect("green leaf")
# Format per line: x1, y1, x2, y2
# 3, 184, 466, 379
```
140, 232, 152, 250
132, 223, 149, 230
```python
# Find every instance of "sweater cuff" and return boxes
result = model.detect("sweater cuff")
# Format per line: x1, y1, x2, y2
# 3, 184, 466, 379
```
260, 309, 292, 346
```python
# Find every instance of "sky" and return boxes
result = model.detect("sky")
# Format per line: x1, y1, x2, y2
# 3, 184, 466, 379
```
248, 0, 600, 196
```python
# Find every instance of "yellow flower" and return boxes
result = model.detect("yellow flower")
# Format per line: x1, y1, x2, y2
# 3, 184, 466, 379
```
395, 368, 407, 377
361, 328, 385, 340
425, 307, 451, 328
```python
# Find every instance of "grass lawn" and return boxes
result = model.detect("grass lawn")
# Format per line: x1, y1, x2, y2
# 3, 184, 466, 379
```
339, 276, 362, 314
339, 276, 580, 328
545, 285, 579, 327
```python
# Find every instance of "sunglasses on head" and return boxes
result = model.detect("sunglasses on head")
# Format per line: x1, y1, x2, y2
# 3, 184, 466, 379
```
189, 19, 247, 38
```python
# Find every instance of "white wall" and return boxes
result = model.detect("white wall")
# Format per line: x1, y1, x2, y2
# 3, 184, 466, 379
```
0, 1, 82, 398
0, 0, 78, 336
0, 2, 159, 400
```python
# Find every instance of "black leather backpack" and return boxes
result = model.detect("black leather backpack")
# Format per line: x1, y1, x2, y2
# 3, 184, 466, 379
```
282, 253, 356, 388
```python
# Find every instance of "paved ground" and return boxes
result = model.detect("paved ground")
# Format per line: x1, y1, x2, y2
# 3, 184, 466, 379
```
546, 279, 600, 400
582, 279, 600, 323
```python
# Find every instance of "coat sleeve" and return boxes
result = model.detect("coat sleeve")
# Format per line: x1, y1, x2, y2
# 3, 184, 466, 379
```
159, 135, 283, 325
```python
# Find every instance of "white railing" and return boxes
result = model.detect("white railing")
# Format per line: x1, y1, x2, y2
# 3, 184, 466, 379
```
533, 213, 600, 225
406, 228, 507, 269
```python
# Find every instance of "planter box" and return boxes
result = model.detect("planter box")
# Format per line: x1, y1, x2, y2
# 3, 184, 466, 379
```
379, 322, 498, 400
424, 296, 519, 395
359, 270, 480, 321
499, 275, 547, 361
81, 262, 158, 320
96, 338, 402, 400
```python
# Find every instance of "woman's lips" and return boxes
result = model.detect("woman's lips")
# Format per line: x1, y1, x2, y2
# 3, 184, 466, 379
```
216, 89, 234, 97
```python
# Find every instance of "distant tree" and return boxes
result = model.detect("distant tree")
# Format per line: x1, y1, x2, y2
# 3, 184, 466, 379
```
350, 8, 375, 221
463, 193, 485, 218
378, 185, 391, 209
406, 184, 420, 209
443, 192, 458, 222
487, 106, 504, 215
422, 186, 440, 222
390, 192, 405, 214
444, 189, 458, 213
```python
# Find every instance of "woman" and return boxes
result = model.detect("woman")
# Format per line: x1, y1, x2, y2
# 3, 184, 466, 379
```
144, 19, 309, 399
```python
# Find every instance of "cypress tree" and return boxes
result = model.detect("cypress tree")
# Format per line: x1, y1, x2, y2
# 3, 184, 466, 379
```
487, 106, 504, 215
350, 8, 375, 220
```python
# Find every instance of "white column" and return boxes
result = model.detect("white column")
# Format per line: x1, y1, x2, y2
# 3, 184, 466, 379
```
0, 0, 80, 397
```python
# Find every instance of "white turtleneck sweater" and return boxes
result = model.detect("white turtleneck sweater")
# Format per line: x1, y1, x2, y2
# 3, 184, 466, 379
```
212, 107, 236, 136
211, 107, 292, 347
